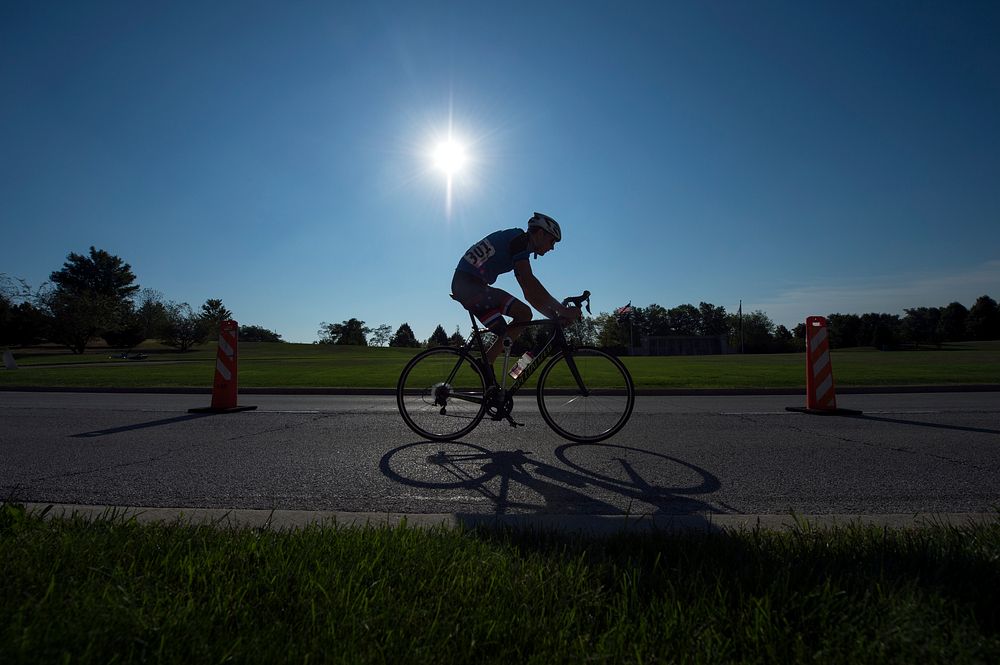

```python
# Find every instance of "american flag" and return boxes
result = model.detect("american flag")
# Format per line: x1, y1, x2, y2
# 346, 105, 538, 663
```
615, 302, 633, 317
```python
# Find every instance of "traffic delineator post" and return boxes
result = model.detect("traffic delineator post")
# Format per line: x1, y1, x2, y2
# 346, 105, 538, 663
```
189, 320, 257, 414
786, 316, 861, 416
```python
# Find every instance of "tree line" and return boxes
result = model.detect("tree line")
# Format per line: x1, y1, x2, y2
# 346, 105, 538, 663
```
822, 299, 1000, 349
589, 298, 1000, 353
0, 248, 283, 353
316, 319, 463, 348
4, 247, 998, 354
315, 296, 1000, 355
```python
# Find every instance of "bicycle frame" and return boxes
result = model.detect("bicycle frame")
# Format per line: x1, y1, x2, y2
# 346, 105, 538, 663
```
459, 312, 588, 400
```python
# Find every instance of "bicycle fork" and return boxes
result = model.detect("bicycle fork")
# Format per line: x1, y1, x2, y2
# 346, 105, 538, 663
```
562, 352, 591, 397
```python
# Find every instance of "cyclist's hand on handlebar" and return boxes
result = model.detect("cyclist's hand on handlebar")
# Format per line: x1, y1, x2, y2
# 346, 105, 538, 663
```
557, 290, 590, 323
561, 291, 592, 315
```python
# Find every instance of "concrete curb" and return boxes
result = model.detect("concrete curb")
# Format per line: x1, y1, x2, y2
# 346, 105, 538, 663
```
22, 503, 999, 535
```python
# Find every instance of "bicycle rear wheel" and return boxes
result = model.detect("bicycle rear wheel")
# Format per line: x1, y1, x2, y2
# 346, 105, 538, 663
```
397, 347, 488, 441
536, 347, 635, 443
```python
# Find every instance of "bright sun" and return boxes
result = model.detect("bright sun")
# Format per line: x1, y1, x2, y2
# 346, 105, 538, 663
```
432, 139, 467, 175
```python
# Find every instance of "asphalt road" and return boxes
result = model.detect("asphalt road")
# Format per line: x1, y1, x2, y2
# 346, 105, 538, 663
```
1, 391, 998, 523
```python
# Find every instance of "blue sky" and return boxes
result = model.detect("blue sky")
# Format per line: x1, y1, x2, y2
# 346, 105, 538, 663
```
3, 1, 998, 343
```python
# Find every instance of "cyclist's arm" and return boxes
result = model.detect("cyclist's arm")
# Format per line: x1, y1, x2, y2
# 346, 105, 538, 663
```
513, 259, 580, 320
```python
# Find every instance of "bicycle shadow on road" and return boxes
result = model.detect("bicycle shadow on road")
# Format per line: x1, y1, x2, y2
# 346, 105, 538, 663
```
379, 440, 725, 532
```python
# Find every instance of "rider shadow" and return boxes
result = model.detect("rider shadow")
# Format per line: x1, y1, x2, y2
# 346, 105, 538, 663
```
379, 440, 726, 534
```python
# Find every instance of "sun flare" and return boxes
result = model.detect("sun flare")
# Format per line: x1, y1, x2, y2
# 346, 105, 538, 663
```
432, 139, 467, 175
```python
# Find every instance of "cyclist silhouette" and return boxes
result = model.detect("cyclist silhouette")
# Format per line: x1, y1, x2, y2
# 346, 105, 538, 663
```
451, 212, 581, 364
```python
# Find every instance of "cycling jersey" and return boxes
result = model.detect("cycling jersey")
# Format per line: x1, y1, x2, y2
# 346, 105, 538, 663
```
455, 228, 531, 285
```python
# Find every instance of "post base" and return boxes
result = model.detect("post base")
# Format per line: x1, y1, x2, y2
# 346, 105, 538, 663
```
188, 405, 258, 414
785, 406, 863, 416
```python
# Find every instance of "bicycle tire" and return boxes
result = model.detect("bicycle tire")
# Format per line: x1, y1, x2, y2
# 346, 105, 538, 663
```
536, 346, 635, 443
396, 347, 488, 441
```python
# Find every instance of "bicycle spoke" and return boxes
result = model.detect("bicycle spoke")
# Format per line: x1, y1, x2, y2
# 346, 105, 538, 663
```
397, 347, 487, 440
537, 348, 635, 443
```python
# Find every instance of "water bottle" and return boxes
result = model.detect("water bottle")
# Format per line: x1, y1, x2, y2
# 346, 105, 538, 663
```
509, 351, 534, 379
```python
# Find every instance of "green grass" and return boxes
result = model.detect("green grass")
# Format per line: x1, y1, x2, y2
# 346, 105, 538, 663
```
1, 341, 998, 390
2, 504, 998, 664
628, 341, 1000, 389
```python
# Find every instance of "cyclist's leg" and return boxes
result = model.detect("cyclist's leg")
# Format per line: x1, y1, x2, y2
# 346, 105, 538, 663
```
452, 273, 522, 366
488, 300, 532, 364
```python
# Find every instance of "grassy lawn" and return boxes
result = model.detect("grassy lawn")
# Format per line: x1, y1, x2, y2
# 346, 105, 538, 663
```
0, 342, 1000, 389
2, 504, 997, 664
1, 341, 998, 390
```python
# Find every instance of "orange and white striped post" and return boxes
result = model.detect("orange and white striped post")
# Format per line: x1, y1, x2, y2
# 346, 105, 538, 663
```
806, 316, 836, 410
189, 320, 257, 413
787, 316, 861, 416
213, 320, 240, 409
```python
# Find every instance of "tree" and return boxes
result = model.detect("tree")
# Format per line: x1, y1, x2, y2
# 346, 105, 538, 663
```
728, 310, 775, 353
860, 313, 901, 349
1, 274, 31, 311
101, 308, 147, 351
102, 289, 170, 351
966, 295, 999, 341
239, 325, 284, 342
159, 302, 209, 351
448, 326, 466, 347
2, 302, 48, 347
45, 247, 140, 353
134, 289, 169, 341
773, 324, 798, 352
667, 304, 701, 336
42, 288, 115, 354
902, 307, 942, 347
0, 275, 32, 346
318, 319, 370, 345
827, 313, 863, 348
1, 275, 48, 347
565, 316, 598, 347
389, 323, 420, 348
698, 302, 728, 336
936, 302, 968, 342
595, 313, 628, 351
0, 284, 10, 342
638, 304, 671, 337
428, 324, 449, 347
369, 324, 393, 347
49, 247, 139, 303
200, 299, 233, 332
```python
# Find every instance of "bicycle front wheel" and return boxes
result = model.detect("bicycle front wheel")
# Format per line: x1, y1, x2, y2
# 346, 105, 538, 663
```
536, 347, 635, 443
397, 347, 488, 441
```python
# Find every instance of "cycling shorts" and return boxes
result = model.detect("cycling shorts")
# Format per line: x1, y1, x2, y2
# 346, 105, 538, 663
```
451, 271, 522, 336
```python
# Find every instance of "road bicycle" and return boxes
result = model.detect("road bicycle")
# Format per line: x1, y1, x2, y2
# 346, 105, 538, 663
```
396, 291, 635, 443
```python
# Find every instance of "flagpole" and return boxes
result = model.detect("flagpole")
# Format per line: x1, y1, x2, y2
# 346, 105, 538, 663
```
739, 299, 744, 354
616, 301, 634, 355
630, 314, 634, 355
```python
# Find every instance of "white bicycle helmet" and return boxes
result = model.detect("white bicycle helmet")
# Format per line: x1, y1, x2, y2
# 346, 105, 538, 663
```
527, 212, 561, 242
